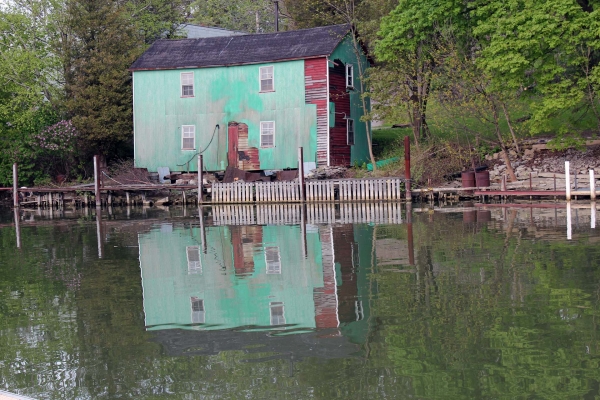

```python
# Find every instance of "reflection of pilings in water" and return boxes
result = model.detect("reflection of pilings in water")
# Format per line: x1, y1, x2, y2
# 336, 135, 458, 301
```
210, 202, 404, 226
199, 207, 207, 254
301, 204, 307, 259
14, 208, 21, 249
406, 203, 414, 266
567, 202, 572, 240
592, 202, 597, 229
96, 207, 104, 259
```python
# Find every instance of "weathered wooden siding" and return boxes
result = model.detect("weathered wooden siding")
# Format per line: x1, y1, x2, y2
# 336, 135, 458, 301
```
133, 60, 318, 172
329, 36, 371, 165
304, 57, 329, 167
329, 61, 351, 166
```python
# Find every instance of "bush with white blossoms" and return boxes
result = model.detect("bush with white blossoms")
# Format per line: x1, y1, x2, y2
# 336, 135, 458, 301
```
34, 120, 79, 153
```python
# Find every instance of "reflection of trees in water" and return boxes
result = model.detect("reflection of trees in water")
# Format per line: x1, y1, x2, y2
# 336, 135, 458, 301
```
0, 213, 599, 399
370, 212, 600, 399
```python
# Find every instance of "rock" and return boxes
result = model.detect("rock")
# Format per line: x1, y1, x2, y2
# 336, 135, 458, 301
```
524, 149, 535, 158
306, 166, 347, 180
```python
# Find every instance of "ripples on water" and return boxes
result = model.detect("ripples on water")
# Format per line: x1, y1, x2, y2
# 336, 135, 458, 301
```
0, 203, 599, 399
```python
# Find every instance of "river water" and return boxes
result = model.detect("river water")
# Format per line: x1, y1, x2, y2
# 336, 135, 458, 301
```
0, 203, 599, 399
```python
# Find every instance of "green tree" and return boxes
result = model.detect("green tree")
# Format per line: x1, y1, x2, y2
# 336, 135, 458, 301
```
471, 0, 600, 140
190, 0, 280, 33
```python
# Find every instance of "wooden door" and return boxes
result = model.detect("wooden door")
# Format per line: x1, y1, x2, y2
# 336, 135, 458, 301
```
227, 122, 260, 170
227, 123, 239, 168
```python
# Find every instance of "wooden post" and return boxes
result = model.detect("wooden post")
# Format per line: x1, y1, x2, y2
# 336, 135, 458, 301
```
125, 191, 130, 205
404, 136, 412, 202
565, 161, 571, 202
591, 201, 596, 229
590, 169, 596, 201
198, 154, 204, 205
94, 155, 101, 208
298, 147, 305, 202
12, 163, 18, 208
199, 207, 207, 254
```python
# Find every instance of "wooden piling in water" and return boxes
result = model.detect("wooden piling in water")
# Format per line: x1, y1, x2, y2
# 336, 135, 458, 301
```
404, 136, 412, 202
198, 155, 204, 205
590, 169, 596, 201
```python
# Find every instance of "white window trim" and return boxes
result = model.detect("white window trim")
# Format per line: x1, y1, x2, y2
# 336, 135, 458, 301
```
345, 64, 354, 89
269, 302, 285, 326
265, 246, 281, 274
347, 119, 355, 145
181, 125, 196, 151
259, 65, 275, 92
187, 246, 201, 274
191, 297, 205, 324
260, 121, 275, 148
181, 72, 194, 97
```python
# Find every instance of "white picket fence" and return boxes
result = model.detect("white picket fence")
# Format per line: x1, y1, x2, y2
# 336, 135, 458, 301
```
338, 178, 403, 201
210, 178, 405, 204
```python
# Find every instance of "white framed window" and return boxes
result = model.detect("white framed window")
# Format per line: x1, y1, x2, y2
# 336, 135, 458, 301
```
187, 246, 201, 274
260, 121, 275, 148
347, 119, 355, 145
345, 64, 354, 89
265, 246, 281, 274
270, 302, 285, 326
181, 72, 194, 97
191, 297, 205, 324
182, 125, 195, 150
259, 66, 274, 92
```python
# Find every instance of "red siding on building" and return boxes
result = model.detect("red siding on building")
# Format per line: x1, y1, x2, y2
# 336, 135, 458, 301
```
329, 61, 351, 166
304, 58, 329, 167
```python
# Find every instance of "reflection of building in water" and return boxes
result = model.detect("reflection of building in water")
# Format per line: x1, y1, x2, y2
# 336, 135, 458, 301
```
138, 223, 372, 336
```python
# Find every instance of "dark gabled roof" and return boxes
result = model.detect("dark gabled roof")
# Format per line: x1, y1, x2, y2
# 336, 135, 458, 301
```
130, 24, 350, 71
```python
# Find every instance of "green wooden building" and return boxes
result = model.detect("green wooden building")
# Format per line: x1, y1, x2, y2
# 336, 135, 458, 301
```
129, 25, 371, 173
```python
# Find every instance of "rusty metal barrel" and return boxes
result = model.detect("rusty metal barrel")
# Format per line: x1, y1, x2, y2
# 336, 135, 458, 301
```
475, 171, 490, 187
461, 171, 475, 188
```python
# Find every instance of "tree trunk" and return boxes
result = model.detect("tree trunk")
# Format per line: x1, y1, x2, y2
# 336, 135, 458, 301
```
492, 104, 517, 181
501, 102, 520, 154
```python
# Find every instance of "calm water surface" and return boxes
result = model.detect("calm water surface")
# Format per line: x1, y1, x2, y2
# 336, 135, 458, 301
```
0, 203, 599, 399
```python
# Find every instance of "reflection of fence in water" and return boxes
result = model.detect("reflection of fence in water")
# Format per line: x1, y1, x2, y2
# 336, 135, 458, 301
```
211, 202, 403, 226
211, 178, 405, 204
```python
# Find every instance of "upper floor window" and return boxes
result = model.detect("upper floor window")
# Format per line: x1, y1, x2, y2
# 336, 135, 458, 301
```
260, 66, 274, 92
187, 246, 201, 274
347, 119, 355, 145
345, 64, 354, 89
182, 125, 195, 150
265, 246, 281, 274
181, 72, 194, 97
260, 121, 275, 148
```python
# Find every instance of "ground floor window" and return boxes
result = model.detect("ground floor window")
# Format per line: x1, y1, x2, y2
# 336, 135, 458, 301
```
270, 302, 285, 326
191, 297, 205, 324
182, 125, 195, 150
260, 121, 275, 148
